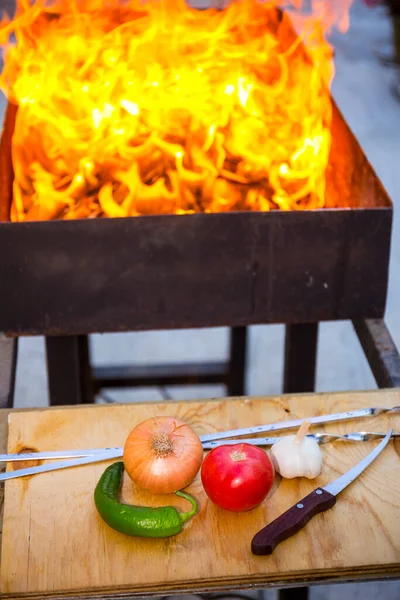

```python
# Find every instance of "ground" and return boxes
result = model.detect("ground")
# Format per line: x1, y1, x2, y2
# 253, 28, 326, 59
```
0, 1, 399, 598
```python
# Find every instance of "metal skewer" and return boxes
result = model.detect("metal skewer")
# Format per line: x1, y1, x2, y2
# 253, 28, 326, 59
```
202, 431, 400, 449
0, 450, 123, 482
1, 431, 398, 482
1, 403, 398, 467
1, 431, 399, 464
199, 405, 400, 443
0, 447, 121, 462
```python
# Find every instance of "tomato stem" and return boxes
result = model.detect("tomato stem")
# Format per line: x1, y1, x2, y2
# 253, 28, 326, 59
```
175, 490, 198, 525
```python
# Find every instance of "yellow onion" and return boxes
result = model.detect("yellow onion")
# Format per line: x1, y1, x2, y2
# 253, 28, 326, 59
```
123, 416, 203, 494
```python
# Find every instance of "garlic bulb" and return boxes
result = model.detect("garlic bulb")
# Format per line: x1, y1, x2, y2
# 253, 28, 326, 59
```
270, 420, 322, 479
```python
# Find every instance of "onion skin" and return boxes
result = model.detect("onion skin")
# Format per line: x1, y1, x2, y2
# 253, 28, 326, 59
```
123, 416, 204, 494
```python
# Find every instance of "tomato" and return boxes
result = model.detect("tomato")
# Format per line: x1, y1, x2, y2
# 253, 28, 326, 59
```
201, 443, 275, 512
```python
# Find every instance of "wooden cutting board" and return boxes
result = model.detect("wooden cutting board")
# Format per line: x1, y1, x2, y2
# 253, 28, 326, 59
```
1, 390, 400, 598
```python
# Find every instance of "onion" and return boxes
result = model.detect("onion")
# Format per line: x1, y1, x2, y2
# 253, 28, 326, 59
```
123, 416, 204, 494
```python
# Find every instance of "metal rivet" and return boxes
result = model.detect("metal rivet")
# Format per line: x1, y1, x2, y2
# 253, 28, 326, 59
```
316, 490, 323, 495
297, 503, 304, 509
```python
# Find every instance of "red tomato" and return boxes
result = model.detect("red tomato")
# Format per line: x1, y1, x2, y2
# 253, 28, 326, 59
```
201, 443, 275, 512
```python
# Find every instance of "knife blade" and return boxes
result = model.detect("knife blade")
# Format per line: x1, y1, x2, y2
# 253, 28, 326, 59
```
251, 429, 393, 556
0, 449, 123, 481
199, 405, 399, 443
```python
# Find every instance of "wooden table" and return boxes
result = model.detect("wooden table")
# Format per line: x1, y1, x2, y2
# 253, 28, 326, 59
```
0, 389, 400, 599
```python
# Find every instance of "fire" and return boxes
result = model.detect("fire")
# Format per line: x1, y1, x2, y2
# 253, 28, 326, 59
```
0, 0, 352, 221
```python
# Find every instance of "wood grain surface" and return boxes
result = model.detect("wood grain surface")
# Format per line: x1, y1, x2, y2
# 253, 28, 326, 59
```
1, 390, 400, 599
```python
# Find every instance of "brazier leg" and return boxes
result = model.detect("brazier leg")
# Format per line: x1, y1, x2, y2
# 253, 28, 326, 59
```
227, 326, 248, 396
46, 335, 94, 405
0, 335, 18, 409
283, 323, 319, 394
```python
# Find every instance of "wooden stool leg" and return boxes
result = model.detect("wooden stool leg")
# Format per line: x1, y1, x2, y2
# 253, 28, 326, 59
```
227, 326, 248, 396
283, 323, 319, 394
353, 319, 400, 388
281, 324, 317, 600
46, 335, 94, 405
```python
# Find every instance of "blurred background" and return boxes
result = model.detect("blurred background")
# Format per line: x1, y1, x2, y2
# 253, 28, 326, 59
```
0, 0, 399, 599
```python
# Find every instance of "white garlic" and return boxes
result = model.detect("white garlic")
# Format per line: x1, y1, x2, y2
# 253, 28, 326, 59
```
270, 420, 322, 479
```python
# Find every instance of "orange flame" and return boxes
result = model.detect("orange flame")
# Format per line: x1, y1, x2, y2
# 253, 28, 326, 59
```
0, 0, 352, 221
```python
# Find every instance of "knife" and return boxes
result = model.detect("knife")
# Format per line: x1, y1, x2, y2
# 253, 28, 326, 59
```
251, 429, 393, 556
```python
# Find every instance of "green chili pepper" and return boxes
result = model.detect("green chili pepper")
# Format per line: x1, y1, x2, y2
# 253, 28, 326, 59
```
94, 461, 198, 538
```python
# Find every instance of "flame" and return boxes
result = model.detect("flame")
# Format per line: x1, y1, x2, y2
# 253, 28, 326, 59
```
0, 0, 352, 221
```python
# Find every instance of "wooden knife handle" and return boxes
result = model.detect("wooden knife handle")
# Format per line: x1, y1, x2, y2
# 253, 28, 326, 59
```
251, 488, 337, 556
